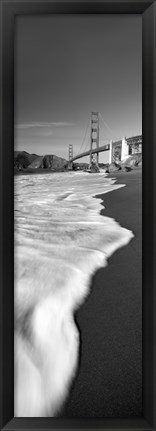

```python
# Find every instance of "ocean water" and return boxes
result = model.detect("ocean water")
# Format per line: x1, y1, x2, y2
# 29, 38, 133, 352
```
14, 171, 134, 417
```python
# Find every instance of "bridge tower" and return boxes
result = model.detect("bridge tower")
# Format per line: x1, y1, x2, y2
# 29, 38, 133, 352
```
89, 112, 99, 169
68, 144, 73, 169
69, 144, 73, 160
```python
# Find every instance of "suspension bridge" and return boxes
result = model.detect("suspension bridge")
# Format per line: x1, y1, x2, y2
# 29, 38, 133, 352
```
68, 112, 142, 169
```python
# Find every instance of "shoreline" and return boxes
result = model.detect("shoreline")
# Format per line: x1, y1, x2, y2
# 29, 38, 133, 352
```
15, 169, 129, 417
60, 168, 142, 418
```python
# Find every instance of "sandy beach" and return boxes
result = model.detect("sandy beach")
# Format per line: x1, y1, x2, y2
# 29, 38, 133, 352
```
60, 168, 142, 418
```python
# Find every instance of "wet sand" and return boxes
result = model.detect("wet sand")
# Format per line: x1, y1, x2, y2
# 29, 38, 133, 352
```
60, 168, 142, 418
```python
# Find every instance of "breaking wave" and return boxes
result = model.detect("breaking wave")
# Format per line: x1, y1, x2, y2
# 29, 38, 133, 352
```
14, 171, 134, 417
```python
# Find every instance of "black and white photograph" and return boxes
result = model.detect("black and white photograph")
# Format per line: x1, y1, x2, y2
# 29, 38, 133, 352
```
14, 14, 142, 418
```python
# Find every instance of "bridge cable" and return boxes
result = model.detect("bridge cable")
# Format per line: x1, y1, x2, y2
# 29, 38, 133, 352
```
99, 112, 119, 141
76, 117, 90, 157
83, 134, 90, 153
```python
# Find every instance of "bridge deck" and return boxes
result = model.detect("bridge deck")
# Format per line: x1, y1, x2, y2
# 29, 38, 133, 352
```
69, 135, 142, 163
70, 144, 110, 162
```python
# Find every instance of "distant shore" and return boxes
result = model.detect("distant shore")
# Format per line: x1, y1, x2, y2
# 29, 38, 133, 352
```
60, 168, 142, 418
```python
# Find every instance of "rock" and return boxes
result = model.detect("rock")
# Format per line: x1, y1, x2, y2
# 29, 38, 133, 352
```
121, 153, 142, 169
89, 165, 100, 173
73, 162, 89, 171
106, 162, 121, 173
122, 157, 136, 167
122, 166, 132, 172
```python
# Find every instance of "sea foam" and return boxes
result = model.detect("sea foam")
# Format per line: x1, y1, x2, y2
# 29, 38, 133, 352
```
14, 171, 134, 417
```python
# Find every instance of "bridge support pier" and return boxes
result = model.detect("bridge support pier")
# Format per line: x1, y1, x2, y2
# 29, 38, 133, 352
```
109, 137, 129, 164
121, 136, 129, 160
68, 161, 73, 170
109, 140, 113, 164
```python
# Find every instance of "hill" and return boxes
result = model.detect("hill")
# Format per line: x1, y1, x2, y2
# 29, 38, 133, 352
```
14, 151, 68, 172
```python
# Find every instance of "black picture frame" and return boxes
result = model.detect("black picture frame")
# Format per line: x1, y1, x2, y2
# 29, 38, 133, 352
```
0, 1, 156, 430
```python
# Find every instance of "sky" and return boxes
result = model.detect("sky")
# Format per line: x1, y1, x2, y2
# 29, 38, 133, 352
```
14, 15, 142, 164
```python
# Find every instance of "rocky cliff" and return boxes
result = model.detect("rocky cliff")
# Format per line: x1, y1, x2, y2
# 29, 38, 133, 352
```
14, 151, 67, 171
